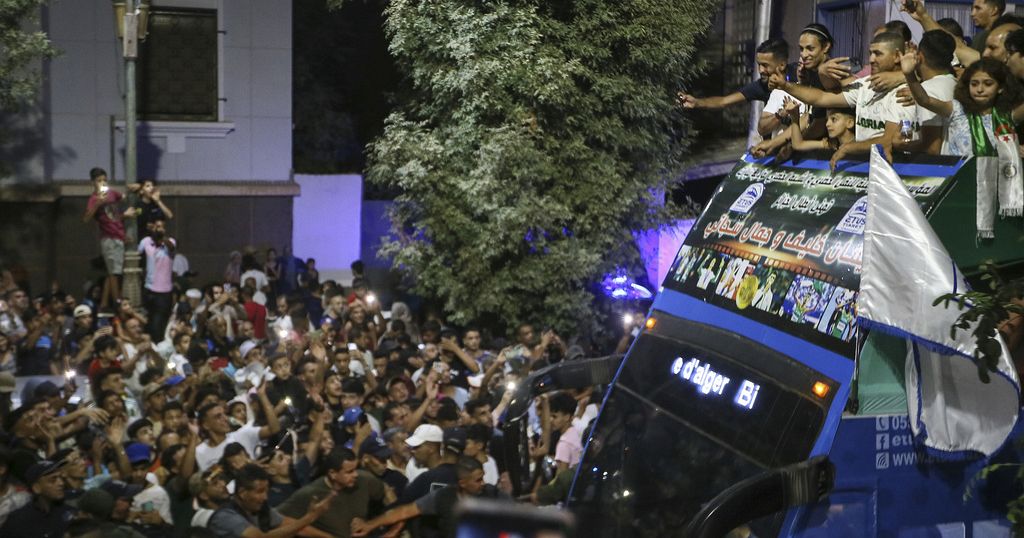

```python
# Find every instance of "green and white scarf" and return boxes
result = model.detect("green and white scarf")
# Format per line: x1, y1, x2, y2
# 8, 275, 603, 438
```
968, 107, 1024, 239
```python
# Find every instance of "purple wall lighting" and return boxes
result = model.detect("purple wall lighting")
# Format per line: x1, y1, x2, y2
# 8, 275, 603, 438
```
632, 219, 695, 289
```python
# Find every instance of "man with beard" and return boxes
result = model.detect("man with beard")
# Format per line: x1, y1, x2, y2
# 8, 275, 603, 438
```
138, 219, 175, 342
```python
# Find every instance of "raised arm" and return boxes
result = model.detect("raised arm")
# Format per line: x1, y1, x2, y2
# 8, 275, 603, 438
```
150, 189, 174, 220
817, 57, 856, 92
677, 91, 747, 110
441, 338, 479, 373
902, 0, 978, 66
901, 51, 953, 117
784, 98, 828, 152
770, 73, 849, 108
256, 381, 282, 439
405, 374, 438, 432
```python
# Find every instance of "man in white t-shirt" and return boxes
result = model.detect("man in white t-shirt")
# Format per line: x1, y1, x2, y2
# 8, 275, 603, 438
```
892, 30, 959, 155
762, 89, 808, 139
194, 382, 281, 471
772, 32, 914, 167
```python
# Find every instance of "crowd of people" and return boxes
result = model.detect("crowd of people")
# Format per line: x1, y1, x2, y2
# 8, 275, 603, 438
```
18, 3, 1024, 537
680, 0, 1024, 221
0, 165, 616, 538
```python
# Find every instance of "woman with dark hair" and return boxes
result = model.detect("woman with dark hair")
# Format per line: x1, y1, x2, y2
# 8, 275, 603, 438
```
798, 23, 833, 85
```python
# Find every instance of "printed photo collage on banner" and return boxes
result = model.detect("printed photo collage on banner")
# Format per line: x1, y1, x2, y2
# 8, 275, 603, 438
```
668, 243, 858, 347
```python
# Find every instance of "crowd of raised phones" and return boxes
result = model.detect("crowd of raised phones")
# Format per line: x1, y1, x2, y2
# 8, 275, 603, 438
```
0, 241, 613, 538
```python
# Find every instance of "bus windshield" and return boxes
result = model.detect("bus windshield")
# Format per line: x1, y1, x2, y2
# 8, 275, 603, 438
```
568, 314, 837, 537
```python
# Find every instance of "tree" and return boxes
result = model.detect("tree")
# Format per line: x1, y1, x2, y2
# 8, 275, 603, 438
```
332, 0, 718, 333
294, 1, 399, 174
0, 0, 57, 109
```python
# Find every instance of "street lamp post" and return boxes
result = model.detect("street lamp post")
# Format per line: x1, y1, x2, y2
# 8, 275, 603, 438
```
113, 0, 149, 308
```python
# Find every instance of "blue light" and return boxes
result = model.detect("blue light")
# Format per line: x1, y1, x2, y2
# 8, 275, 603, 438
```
601, 270, 653, 300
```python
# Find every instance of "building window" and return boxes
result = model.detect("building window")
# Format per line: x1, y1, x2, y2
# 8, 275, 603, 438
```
819, 4, 865, 67
138, 7, 218, 122
926, 2, 974, 41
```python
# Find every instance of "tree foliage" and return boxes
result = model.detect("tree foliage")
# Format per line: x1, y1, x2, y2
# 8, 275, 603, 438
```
934, 263, 1024, 383
0, 0, 57, 109
332, 0, 718, 333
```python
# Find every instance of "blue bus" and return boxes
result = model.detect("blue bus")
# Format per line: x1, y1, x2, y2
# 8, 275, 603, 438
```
508, 152, 1024, 537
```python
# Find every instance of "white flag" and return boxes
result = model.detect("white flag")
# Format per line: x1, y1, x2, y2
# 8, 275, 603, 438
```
858, 145, 1020, 457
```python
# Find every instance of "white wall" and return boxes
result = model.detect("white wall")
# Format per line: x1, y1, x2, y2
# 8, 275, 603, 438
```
292, 174, 363, 285
41, 0, 292, 183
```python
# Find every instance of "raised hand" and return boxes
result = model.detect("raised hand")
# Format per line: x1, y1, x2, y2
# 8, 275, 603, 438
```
820, 57, 852, 81
79, 407, 110, 426
899, 0, 927, 22
425, 374, 440, 401
899, 50, 919, 77
677, 91, 698, 109
107, 416, 127, 445
782, 96, 801, 118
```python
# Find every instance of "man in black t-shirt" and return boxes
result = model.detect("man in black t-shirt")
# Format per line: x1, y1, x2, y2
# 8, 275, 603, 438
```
677, 38, 795, 138
133, 180, 173, 240
398, 428, 464, 504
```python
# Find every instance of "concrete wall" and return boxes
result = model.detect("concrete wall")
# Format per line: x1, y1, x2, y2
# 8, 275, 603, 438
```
292, 174, 363, 285
24, 0, 292, 184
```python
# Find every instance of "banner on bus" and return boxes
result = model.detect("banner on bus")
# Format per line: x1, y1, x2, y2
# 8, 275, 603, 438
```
664, 158, 952, 357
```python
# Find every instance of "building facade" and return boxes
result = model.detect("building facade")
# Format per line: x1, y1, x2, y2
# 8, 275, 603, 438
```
0, 0, 295, 294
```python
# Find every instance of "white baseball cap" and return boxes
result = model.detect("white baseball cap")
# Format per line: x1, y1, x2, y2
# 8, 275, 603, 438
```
405, 424, 443, 447
239, 340, 259, 359
73, 304, 92, 318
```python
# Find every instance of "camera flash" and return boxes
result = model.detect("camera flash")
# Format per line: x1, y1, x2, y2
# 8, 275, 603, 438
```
284, 397, 293, 407
64, 370, 75, 380
623, 314, 634, 327
366, 294, 376, 304
506, 381, 517, 391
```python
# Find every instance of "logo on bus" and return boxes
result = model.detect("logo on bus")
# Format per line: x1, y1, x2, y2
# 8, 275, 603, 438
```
836, 196, 867, 235
729, 183, 764, 214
